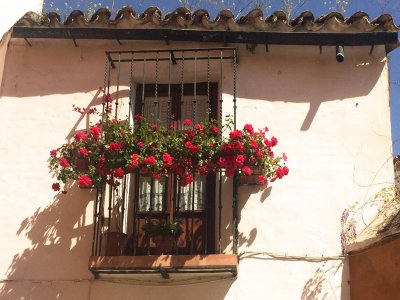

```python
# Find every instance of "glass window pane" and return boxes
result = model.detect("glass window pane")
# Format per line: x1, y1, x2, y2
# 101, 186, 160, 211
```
179, 175, 206, 211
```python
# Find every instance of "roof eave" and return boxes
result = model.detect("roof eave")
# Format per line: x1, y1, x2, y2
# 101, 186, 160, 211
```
11, 26, 399, 51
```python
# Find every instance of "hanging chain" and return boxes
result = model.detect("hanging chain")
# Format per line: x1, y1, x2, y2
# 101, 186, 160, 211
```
115, 53, 121, 119
155, 52, 159, 122
180, 51, 185, 127
167, 52, 172, 130
102, 56, 109, 115
219, 50, 223, 132
207, 50, 211, 118
142, 57, 146, 116
129, 53, 134, 124
193, 51, 197, 123
233, 49, 237, 130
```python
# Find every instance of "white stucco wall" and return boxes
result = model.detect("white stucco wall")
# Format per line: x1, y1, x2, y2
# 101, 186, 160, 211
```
0, 38, 394, 299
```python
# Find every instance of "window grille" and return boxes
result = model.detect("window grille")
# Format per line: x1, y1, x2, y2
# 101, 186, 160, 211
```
92, 47, 239, 257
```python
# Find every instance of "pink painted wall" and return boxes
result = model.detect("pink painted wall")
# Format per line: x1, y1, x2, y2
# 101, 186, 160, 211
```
0, 37, 394, 299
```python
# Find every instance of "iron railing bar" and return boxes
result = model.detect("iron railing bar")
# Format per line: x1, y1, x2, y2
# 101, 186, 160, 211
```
106, 47, 236, 55
97, 186, 105, 255
91, 187, 99, 256
204, 176, 208, 255
121, 175, 127, 234
109, 56, 235, 63
218, 170, 223, 254
106, 185, 113, 255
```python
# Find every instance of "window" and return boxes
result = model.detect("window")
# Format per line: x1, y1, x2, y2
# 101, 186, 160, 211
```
89, 48, 239, 278
131, 83, 218, 255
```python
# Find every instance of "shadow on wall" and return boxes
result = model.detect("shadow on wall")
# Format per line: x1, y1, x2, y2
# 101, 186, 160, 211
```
301, 259, 350, 300
1, 43, 386, 134
0, 184, 95, 299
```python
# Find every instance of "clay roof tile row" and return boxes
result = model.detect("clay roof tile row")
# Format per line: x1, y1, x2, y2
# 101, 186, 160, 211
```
14, 6, 399, 33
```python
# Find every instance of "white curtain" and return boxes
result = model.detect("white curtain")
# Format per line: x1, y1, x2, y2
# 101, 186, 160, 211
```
138, 177, 165, 212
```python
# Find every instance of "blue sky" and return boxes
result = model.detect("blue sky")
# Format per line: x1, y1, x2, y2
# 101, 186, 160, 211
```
43, 0, 400, 155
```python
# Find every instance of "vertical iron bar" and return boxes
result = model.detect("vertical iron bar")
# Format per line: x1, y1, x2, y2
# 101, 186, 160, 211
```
121, 175, 127, 234
232, 49, 238, 255
114, 53, 121, 119
163, 177, 168, 214
191, 174, 195, 254
97, 185, 105, 255
133, 177, 139, 256
106, 185, 113, 255
204, 175, 208, 254
218, 170, 223, 254
176, 185, 181, 255
91, 188, 99, 256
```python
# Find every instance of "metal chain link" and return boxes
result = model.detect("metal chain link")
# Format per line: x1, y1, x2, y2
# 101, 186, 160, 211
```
180, 52, 185, 127
102, 56, 109, 115
233, 49, 237, 130
207, 51, 211, 118
193, 51, 197, 123
129, 53, 134, 124
155, 52, 159, 121
219, 50, 223, 132
115, 53, 121, 119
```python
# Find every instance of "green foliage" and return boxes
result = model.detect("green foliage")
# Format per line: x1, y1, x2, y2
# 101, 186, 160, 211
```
142, 219, 183, 239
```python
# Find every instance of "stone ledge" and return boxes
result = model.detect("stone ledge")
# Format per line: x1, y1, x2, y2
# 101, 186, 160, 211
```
89, 254, 238, 281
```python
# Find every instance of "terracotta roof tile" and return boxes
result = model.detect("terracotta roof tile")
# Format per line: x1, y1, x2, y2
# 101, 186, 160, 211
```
14, 6, 399, 32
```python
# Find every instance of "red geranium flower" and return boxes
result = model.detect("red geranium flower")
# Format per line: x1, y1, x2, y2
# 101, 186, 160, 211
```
183, 119, 193, 126
162, 153, 174, 166
210, 127, 219, 135
78, 147, 89, 157
257, 175, 268, 186
74, 132, 88, 141
52, 183, 60, 191
229, 130, 242, 140
241, 166, 252, 176
243, 124, 254, 135
109, 142, 125, 152
194, 124, 204, 131
90, 126, 101, 139
142, 156, 156, 166
78, 175, 93, 187
235, 155, 245, 166
113, 168, 125, 179
59, 157, 70, 168
270, 136, 278, 147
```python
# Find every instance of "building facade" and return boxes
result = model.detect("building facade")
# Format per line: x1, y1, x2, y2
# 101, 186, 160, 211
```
0, 7, 398, 299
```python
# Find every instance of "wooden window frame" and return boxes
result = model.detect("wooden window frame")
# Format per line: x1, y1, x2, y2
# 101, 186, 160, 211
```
131, 82, 219, 255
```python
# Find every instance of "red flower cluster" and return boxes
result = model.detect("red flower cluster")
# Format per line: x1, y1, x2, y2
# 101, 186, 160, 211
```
74, 132, 88, 141
59, 157, 70, 168
218, 124, 288, 186
108, 142, 125, 152
78, 175, 93, 188
50, 112, 288, 193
